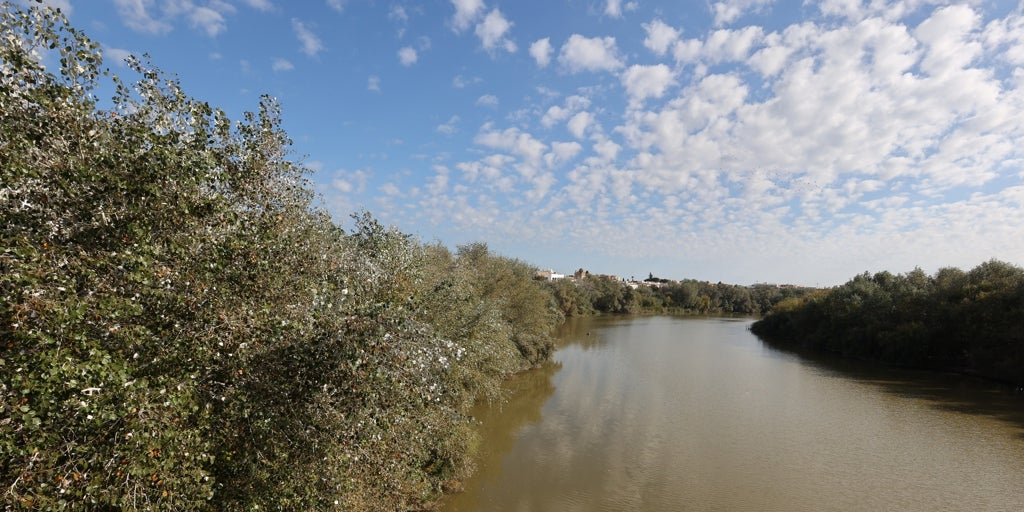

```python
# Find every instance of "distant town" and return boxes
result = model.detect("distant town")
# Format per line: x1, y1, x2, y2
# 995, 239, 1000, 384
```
534, 268, 803, 290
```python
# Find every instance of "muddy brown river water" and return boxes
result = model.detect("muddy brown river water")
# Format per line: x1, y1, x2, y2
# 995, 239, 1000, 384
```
441, 316, 1024, 512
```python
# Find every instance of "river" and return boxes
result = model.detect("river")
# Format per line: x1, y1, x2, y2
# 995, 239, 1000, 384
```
441, 316, 1024, 512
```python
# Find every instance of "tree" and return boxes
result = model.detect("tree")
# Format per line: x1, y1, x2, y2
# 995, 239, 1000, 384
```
751, 261, 1024, 385
547, 278, 590, 317
1, 5, 560, 510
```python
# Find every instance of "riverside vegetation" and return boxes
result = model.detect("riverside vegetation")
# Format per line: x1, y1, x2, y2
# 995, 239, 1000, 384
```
1, 4, 559, 510
544, 274, 813, 318
751, 260, 1024, 386
0, 5, 808, 508
10, 3, 1012, 510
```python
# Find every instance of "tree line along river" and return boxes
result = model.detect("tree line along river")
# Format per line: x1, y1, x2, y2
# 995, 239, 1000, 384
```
442, 316, 1024, 512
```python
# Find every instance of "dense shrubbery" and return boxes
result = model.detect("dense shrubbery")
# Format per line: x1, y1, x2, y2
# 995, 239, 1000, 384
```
545, 275, 812, 317
751, 261, 1024, 385
0, 4, 556, 510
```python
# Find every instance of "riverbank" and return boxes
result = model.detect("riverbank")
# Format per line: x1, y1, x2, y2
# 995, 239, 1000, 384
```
750, 261, 1024, 387
1, 7, 560, 510
442, 316, 1024, 512
544, 276, 816, 318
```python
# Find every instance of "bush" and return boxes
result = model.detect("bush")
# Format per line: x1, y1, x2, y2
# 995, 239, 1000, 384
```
751, 261, 1024, 385
1, 4, 558, 510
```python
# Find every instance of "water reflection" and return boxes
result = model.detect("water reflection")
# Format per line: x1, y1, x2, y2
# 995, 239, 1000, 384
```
757, 339, 1024, 439
443, 316, 1024, 512
552, 315, 618, 350
443, 362, 558, 512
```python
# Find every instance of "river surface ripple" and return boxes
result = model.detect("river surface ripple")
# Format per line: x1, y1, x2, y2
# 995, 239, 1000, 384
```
442, 316, 1024, 512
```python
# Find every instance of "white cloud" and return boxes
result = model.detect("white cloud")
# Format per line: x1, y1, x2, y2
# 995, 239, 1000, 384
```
292, 19, 324, 57
604, 0, 638, 18
426, 165, 450, 195
677, 26, 765, 65
711, 25, 764, 61
271, 58, 294, 72
456, 154, 516, 186
711, 0, 774, 26
644, 19, 681, 56
606, 0, 623, 18
476, 94, 499, 106
189, 6, 228, 36
617, 3, 1021, 204
333, 178, 354, 194
241, 0, 273, 11
593, 139, 621, 162
984, 11, 1024, 66
622, 64, 676, 105
747, 29, 797, 77
542, 106, 571, 127
367, 75, 381, 92
547, 141, 583, 167
330, 168, 369, 197
541, 95, 591, 127
536, 86, 560, 100
326, 0, 346, 13
113, 0, 172, 34
530, 37, 553, 67
567, 111, 595, 139
475, 124, 547, 165
313, 1, 1024, 286
475, 8, 516, 54
524, 172, 558, 201
817, 0, 864, 20
113, 0, 237, 37
389, 5, 409, 23
451, 0, 485, 32
914, 4, 982, 76
398, 46, 418, 65
558, 34, 624, 73
817, 0, 928, 22
462, 126, 562, 202
452, 74, 482, 88
436, 115, 460, 135
566, 95, 592, 110
104, 47, 134, 67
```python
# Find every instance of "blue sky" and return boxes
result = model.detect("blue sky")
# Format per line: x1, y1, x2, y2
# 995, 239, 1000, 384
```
33, 0, 1024, 285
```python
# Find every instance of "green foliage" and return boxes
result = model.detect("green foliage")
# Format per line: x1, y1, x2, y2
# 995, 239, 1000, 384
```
545, 278, 591, 317
1, 4, 558, 510
452, 243, 558, 368
751, 261, 1024, 385
545, 275, 812, 318
579, 276, 636, 314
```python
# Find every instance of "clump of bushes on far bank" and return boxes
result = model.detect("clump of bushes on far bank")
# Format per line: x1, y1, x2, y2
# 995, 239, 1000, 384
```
544, 274, 814, 318
751, 261, 1024, 386
0, 4, 558, 510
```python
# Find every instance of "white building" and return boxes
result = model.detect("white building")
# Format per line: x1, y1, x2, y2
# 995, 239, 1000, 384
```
535, 269, 566, 280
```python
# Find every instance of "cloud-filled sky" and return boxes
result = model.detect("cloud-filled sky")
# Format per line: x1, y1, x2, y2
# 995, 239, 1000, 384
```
40, 0, 1024, 285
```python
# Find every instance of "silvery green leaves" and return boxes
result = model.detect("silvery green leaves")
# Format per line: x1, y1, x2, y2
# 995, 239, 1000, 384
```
1, 3, 558, 510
